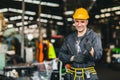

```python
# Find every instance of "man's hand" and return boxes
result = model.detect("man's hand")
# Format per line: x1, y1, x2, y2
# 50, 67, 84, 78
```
85, 41, 94, 56
73, 54, 85, 63
85, 41, 93, 52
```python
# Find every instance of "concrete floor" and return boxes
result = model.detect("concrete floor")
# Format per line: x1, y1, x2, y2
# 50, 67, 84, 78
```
95, 63, 120, 80
0, 63, 120, 80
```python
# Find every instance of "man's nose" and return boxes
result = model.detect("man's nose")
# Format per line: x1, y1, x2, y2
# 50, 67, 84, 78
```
77, 22, 82, 26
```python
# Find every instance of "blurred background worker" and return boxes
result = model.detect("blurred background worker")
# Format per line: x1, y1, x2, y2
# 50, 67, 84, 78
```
0, 13, 6, 33
59, 7, 103, 80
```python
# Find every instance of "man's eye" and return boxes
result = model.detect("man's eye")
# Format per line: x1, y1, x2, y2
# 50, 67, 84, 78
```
81, 21, 85, 23
75, 21, 79, 23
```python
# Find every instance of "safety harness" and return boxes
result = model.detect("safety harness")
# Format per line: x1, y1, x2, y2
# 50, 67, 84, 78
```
67, 67, 96, 80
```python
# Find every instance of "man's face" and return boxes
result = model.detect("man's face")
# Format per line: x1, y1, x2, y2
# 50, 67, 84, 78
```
74, 19, 88, 32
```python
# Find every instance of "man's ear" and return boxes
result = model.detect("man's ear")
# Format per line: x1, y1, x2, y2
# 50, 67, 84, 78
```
73, 23, 75, 26
86, 20, 88, 25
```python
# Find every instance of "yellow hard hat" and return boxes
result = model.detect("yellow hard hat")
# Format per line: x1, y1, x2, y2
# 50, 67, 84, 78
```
73, 8, 89, 19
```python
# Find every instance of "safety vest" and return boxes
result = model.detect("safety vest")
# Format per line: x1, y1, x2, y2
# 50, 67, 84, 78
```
38, 41, 44, 62
48, 41, 56, 59
36, 40, 56, 62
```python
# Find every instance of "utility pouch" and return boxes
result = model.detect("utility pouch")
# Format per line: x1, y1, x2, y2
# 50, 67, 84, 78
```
85, 70, 91, 79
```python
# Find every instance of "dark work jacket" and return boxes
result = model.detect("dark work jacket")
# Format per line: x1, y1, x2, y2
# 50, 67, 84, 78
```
58, 28, 103, 68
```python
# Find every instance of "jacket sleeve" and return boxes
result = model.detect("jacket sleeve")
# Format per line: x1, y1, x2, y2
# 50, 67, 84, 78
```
58, 41, 73, 64
93, 34, 103, 61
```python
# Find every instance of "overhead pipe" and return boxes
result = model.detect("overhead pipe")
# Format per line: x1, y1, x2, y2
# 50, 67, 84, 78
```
87, 0, 96, 11
21, 0, 25, 59
38, 0, 42, 39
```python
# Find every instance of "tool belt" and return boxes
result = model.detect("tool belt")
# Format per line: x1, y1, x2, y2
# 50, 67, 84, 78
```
67, 67, 96, 80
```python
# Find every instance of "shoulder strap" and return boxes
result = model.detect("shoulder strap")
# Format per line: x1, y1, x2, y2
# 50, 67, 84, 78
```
64, 38, 74, 55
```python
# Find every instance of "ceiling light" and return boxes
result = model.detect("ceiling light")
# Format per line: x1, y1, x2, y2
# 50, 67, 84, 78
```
52, 15, 63, 20
64, 11, 74, 15
14, 0, 40, 4
105, 13, 111, 17
101, 14, 105, 18
0, 8, 8, 13
115, 11, 120, 15
41, 2, 59, 7
7, 24, 14, 28
67, 18, 73, 21
40, 13, 63, 20
56, 22, 64, 25
14, 0, 59, 7
9, 8, 36, 15
95, 15, 100, 19
29, 24, 37, 28
37, 18, 48, 23
16, 21, 28, 26
9, 15, 29, 21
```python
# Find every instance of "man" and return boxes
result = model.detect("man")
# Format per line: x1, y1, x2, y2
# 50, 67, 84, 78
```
0, 13, 6, 36
59, 7, 103, 80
